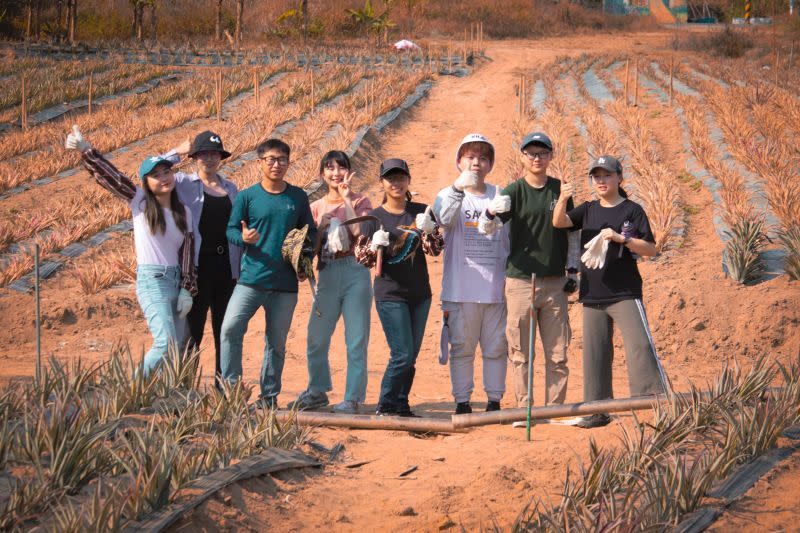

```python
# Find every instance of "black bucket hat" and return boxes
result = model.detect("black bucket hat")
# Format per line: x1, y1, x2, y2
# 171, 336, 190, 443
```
189, 130, 231, 159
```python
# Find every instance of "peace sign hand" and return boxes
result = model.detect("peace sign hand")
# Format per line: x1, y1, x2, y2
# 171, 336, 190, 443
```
338, 171, 355, 199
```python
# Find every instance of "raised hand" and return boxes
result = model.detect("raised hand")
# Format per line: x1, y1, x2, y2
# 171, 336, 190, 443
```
65, 125, 91, 152
176, 135, 192, 156
415, 205, 436, 233
488, 194, 511, 215
241, 221, 261, 244
558, 180, 575, 202
453, 169, 479, 191
339, 171, 355, 199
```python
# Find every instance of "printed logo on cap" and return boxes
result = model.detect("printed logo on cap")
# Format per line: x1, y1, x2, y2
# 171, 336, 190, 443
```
149, 156, 161, 163
210, 136, 221, 144
598, 157, 606, 164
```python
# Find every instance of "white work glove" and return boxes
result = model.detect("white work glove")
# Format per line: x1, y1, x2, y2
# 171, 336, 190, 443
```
326, 217, 350, 253
581, 234, 609, 270
176, 288, 193, 319
65, 124, 91, 152
489, 194, 511, 214
453, 170, 479, 191
478, 213, 502, 235
369, 228, 390, 252
415, 206, 436, 234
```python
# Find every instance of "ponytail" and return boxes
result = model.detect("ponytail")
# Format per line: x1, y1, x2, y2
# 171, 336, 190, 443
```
619, 187, 628, 199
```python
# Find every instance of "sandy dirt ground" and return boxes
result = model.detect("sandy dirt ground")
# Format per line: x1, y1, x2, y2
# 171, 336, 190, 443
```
1, 31, 799, 531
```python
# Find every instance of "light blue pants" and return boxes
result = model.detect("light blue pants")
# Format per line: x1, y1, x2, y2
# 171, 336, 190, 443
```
219, 284, 298, 400
135, 265, 188, 377
305, 256, 372, 402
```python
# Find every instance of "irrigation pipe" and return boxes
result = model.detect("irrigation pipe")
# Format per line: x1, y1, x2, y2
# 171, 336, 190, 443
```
451, 388, 784, 429
273, 410, 462, 433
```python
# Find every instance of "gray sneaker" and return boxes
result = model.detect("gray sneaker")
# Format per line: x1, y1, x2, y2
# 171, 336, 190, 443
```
333, 400, 359, 414
287, 390, 329, 411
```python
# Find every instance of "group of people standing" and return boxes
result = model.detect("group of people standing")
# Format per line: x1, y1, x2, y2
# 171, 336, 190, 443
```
64, 123, 668, 429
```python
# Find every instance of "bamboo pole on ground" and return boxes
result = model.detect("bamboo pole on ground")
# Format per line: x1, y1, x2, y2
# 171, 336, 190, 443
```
88, 70, 94, 116
274, 411, 461, 432
20, 73, 28, 130
624, 58, 629, 106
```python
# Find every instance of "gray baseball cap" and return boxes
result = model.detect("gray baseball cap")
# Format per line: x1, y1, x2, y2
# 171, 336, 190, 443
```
589, 155, 623, 174
520, 132, 553, 151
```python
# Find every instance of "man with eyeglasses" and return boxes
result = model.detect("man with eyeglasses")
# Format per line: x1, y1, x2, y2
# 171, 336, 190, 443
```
478, 132, 579, 421
220, 138, 317, 409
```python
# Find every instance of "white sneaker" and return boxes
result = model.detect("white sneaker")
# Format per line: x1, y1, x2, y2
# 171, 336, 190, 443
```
333, 400, 359, 414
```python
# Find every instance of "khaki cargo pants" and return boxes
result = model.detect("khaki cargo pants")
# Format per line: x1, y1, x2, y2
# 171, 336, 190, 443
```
505, 275, 570, 407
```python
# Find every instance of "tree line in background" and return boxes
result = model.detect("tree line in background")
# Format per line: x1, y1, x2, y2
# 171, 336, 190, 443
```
0, 0, 650, 47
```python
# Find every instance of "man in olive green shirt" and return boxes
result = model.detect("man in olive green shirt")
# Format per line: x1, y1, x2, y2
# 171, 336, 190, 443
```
479, 132, 578, 409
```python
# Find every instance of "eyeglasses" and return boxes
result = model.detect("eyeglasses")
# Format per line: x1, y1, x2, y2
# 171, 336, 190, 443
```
523, 150, 551, 161
260, 156, 289, 167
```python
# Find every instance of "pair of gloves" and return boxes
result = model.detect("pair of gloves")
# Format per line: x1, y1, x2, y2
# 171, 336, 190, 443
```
453, 170, 512, 214
581, 234, 609, 270
326, 218, 350, 254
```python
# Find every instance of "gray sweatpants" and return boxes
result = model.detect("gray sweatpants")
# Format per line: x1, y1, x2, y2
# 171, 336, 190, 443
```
582, 299, 665, 402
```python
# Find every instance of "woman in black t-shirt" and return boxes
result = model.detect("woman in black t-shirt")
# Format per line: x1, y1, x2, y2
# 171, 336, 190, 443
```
553, 155, 669, 428
354, 158, 443, 416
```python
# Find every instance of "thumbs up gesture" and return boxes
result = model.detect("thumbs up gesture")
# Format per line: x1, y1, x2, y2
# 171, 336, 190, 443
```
65, 125, 91, 152
241, 221, 260, 244
415, 205, 436, 234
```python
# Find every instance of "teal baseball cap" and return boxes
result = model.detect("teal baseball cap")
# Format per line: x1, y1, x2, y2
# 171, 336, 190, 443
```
138, 156, 174, 180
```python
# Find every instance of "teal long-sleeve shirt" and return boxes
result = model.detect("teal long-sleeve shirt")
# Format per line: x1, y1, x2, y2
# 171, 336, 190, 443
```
226, 182, 317, 292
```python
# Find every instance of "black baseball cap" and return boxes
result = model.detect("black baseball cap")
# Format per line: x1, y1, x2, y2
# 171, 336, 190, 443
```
589, 155, 623, 174
189, 130, 231, 159
520, 132, 553, 152
379, 158, 410, 178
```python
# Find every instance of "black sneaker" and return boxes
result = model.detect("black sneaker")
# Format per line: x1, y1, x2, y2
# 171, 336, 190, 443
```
455, 402, 472, 415
486, 401, 501, 412
376, 405, 396, 416
575, 414, 612, 429
397, 408, 420, 418
254, 396, 278, 410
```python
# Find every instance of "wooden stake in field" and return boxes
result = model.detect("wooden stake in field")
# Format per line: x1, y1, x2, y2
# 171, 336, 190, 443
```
215, 70, 223, 123
519, 75, 526, 118
634, 57, 639, 107
253, 69, 259, 105
463, 28, 467, 65
310, 68, 315, 116
20, 73, 28, 130
668, 55, 674, 107
88, 70, 94, 116
775, 50, 780, 85
624, 58, 629, 106
448, 40, 452, 71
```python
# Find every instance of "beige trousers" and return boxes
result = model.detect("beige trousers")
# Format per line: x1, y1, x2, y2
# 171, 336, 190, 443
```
505, 275, 571, 406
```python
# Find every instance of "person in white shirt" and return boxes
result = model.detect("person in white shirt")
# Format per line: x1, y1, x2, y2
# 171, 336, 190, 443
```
433, 133, 510, 414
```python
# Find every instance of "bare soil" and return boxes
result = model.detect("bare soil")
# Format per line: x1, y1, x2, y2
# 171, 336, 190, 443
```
1, 32, 798, 531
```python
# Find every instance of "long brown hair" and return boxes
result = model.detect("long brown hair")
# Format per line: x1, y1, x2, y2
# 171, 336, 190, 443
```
141, 180, 188, 235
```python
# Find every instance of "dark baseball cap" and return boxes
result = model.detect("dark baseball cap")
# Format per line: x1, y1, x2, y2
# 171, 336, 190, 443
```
520, 132, 553, 151
589, 155, 623, 175
189, 130, 231, 159
379, 158, 410, 178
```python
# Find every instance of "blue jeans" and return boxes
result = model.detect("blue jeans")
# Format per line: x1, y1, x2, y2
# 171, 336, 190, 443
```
306, 256, 372, 401
135, 265, 188, 377
375, 298, 432, 412
220, 284, 297, 400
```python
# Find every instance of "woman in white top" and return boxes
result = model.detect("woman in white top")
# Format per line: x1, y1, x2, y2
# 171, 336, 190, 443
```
65, 126, 198, 376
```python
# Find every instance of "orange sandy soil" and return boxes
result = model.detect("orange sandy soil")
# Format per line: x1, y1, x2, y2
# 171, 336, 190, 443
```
1, 32, 799, 531
709, 445, 800, 532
